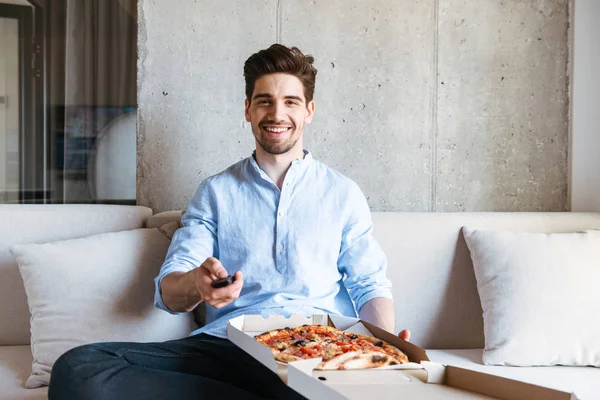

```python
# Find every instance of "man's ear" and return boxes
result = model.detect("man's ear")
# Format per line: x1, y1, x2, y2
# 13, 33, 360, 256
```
244, 98, 251, 122
305, 101, 315, 124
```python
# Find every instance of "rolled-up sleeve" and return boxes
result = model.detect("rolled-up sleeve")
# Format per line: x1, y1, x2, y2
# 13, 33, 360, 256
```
154, 179, 218, 314
337, 182, 393, 313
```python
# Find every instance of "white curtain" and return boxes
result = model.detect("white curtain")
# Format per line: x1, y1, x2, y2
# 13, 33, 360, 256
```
63, 0, 137, 202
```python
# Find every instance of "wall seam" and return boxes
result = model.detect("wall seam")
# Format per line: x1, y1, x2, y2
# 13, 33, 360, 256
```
430, 0, 440, 212
137, 0, 148, 207
276, 0, 282, 43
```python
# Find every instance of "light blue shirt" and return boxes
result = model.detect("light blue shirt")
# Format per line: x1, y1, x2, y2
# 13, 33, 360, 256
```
154, 150, 393, 338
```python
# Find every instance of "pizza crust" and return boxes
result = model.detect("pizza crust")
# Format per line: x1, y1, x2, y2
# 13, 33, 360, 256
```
317, 350, 395, 370
273, 351, 303, 363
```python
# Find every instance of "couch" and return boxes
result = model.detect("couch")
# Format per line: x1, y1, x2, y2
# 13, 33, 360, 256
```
1, 205, 599, 399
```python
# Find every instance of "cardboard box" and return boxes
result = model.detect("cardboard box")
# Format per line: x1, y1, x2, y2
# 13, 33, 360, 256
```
227, 314, 579, 400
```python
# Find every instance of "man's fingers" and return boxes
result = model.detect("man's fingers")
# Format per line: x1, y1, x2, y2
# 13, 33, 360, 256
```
205, 270, 243, 305
212, 271, 243, 295
207, 287, 240, 309
232, 271, 243, 288
398, 329, 411, 342
201, 257, 228, 279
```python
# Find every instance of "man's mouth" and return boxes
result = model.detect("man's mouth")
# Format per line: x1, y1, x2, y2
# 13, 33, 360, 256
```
261, 126, 292, 133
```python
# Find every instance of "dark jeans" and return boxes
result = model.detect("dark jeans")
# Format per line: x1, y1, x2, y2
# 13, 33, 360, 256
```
48, 334, 306, 400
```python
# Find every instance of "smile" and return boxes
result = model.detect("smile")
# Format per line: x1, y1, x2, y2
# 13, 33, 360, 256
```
262, 126, 291, 133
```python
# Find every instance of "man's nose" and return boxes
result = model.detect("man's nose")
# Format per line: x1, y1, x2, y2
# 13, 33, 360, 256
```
269, 101, 286, 121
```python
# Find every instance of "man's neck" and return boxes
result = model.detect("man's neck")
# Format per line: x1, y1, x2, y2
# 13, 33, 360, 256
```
254, 146, 305, 190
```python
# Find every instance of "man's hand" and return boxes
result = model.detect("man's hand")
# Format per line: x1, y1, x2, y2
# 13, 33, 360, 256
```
191, 257, 243, 309
160, 257, 243, 312
398, 329, 411, 342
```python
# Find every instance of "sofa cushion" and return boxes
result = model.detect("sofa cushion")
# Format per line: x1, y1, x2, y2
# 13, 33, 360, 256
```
464, 228, 600, 367
427, 349, 600, 400
0, 204, 152, 346
11, 228, 197, 388
146, 210, 184, 229
0, 346, 48, 400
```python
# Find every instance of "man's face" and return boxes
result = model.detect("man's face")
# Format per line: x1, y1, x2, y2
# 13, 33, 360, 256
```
245, 73, 315, 155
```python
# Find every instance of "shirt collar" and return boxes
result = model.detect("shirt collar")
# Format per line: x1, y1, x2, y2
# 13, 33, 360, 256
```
249, 149, 313, 180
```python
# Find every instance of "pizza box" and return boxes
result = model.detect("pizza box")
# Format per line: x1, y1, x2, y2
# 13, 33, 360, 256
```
227, 314, 579, 400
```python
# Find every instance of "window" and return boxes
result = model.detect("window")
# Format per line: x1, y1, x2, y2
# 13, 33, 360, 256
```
0, 0, 137, 205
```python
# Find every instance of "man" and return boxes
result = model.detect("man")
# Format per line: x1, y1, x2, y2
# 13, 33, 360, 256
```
49, 44, 409, 400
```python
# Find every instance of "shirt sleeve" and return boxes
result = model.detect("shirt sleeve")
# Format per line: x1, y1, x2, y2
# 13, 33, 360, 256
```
154, 179, 219, 314
337, 181, 393, 313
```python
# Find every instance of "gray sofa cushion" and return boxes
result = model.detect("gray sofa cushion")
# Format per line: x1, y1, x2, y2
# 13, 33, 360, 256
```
12, 227, 197, 388
464, 228, 600, 367
147, 210, 184, 229
0, 205, 152, 345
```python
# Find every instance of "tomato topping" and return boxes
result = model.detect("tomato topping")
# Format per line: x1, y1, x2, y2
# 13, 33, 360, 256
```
300, 347, 317, 355
316, 330, 335, 338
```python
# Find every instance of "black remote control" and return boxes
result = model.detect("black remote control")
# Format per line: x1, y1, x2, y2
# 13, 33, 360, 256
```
211, 275, 234, 289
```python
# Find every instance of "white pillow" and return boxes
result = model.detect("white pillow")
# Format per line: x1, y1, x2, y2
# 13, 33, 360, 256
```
463, 228, 600, 367
10, 228, 196, 388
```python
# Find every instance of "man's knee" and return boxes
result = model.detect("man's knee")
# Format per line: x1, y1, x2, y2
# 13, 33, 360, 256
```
53, 343, 108, 373
49, 343, 115, 399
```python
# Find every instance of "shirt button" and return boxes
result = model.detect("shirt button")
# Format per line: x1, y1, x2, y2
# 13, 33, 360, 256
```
278, 211, 284, 217
278, 244, 284, 250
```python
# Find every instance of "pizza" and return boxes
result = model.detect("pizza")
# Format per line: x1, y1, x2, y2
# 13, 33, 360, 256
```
254, 324, 409, 370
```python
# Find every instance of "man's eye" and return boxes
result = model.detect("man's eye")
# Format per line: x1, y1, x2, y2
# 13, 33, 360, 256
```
286, 101, 299, 106
258, 100, 270, 105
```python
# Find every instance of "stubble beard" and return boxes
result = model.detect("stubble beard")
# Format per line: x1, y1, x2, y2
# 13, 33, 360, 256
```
254, 126, 301, 155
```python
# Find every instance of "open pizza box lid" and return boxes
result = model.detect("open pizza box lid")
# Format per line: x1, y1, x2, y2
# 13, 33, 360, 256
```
227, 314, 578, 400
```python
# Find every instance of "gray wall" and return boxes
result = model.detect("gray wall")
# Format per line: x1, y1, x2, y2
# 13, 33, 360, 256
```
138, 0, 570, 213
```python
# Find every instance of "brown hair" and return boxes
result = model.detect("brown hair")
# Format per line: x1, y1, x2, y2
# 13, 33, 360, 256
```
244, 44, 317, 104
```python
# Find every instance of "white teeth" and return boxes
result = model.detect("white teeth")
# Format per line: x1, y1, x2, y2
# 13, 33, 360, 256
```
264, 127, 290, 133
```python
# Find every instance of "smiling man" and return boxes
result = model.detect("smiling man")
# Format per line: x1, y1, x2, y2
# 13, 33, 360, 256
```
48, 44, 408, 400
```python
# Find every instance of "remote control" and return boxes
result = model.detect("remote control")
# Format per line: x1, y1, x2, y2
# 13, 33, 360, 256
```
211, 275, 234, 289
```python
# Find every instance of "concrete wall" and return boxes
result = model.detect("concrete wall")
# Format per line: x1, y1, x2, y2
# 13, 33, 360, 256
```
138, 0, 570, 213
571, 0, 600, 212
